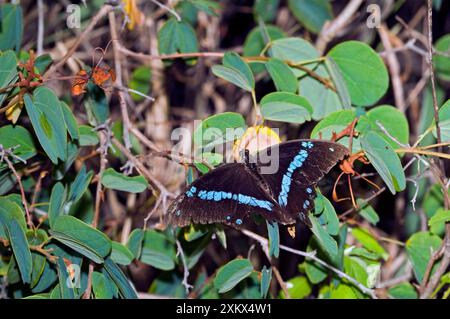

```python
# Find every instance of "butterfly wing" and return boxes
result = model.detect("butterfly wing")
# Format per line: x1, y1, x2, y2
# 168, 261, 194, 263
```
92, 66, 114, 86
71, 70, 89, 96
256, 140, 349, 223
167, 163, 289, 228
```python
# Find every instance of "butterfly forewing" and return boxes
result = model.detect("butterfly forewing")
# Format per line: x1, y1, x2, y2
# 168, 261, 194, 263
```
167, 163, 288, 228
256, 140, 349, 222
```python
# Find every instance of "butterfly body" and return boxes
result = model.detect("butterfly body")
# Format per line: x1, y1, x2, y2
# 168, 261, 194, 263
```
167, 140, 348, 228
71, 66, 116, 96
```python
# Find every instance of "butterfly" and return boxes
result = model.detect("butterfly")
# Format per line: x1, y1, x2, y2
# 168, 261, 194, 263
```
166, 139, 349, 228
71, 66, 116, 96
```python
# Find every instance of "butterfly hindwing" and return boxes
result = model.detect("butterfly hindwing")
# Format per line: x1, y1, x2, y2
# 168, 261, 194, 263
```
167, 163, 288, 228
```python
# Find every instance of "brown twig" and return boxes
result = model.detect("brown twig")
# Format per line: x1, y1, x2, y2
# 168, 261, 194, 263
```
119, 47, 335, 91
112, 137, 175, 199
108, 11, 133, 150
420, 0, 450, 299
316, 0, 364, 54
83, 130, 108, 299
379, 25, 406, 113
2, 155, 34, 229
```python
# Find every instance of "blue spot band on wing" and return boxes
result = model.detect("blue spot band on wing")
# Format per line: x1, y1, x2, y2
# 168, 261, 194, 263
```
278, 142, 314, 207
194, 189, 273, 211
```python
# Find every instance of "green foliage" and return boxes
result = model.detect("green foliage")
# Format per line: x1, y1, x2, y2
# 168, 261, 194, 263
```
214, 259, 254, 293
1, 1, 448, 301
327, 41, 389, 106
288, 0, 333, 34
260, 92, 312, 123
0, 4, 23, 51
101, 168, 149, 193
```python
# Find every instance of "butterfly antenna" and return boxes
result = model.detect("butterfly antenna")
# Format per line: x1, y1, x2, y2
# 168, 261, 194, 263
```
348, 174, 358, 209
92, 39, 117, 70
354, 171, 381, 191
332, 171, 351, 202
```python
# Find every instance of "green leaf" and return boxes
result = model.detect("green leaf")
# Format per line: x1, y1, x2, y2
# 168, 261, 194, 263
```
48, 182, 66, 227
288, 0, 333, 33
304, 239, 328, 284
158, 18, 199, 59
0, 197, 27, 239
271, 37, 319, 76
193, 112, 246, 148
260, 92, 313, 123
347, 246, 382, 261
344, 256, 369, 288
50, 215, 112, 264
0, 4, 23, 51
311, 109, 357, 149
260, 266, 272, 298
324, 57, 352, 109
212, 65, 253, 92
315, 192, 339, 236
111, 241, 134, 266
428, 209, 450, 235
92, 271, 114, 299
299, 64, 343, 120
243, 25, 285, 73
0, 50, 18, 104
388, 282, 418, 299
223, 52, 255, 90
350, 227, 388, 260
78, 125, 99, 146
101, 168, 149, 193
194, 152, 223, 173
433, 99, 450, 141
308, 213, 338, 258
356, 199, 380, 225
214, 258, 254, 293
434, 34, 450, 81
406, 231, 442, 283
358, 105, 410, 149
84, 83, 109, 126
140, 230, 176, 270
60, 101, 79, 140
6, 220, 32, 284
34, 54, 52, 74
67, 165, 94, 204
361, 131, 406, 194
267, 221, 279, 258
126, 228, 144, 259
253, 0, 280, 22
24, 87, 67, 163
282, 276, 312, 299
329, 283, 359, 299
183, 224, 209, 242
31, 261, 57, 293
103, 257, 138, 299
0, 125, 36, 168
129, 66, 152, 102
28, 229, 50, 288
265, 58, 297, 93
55, 257, 76, 299
327, 41, 389, 106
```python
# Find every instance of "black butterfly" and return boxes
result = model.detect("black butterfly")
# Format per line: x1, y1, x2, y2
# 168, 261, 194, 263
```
166, 140, 349, 228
